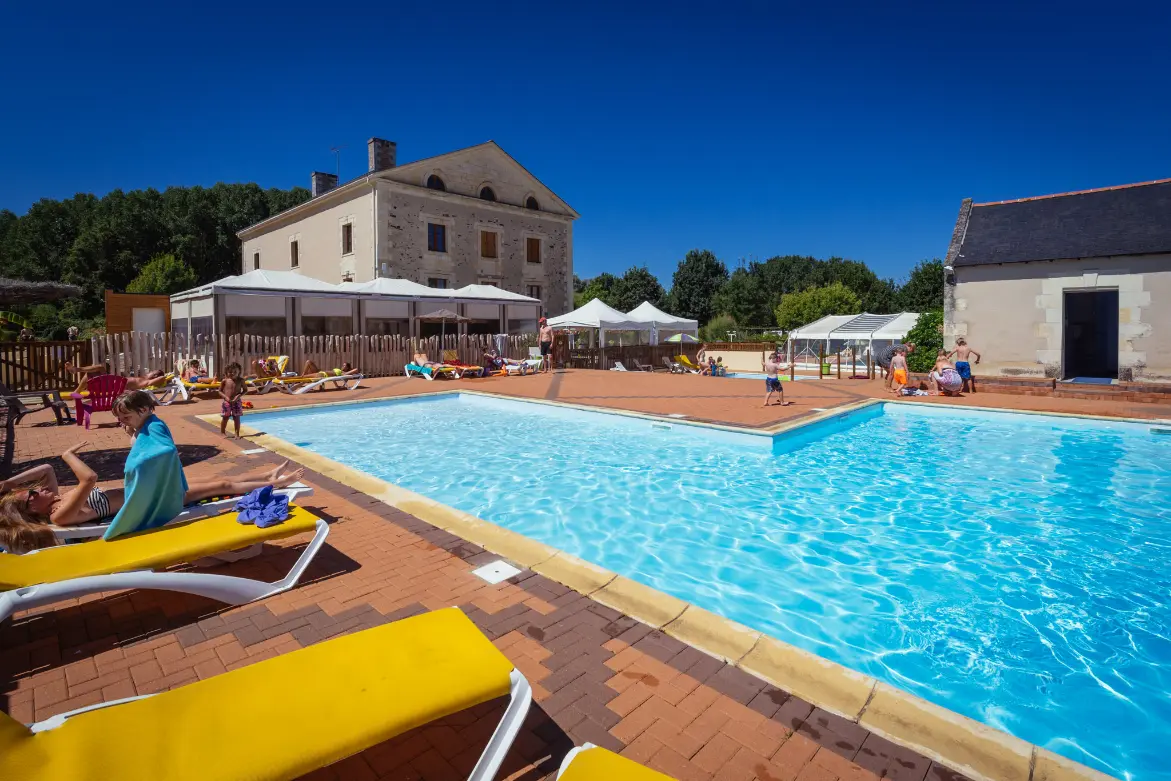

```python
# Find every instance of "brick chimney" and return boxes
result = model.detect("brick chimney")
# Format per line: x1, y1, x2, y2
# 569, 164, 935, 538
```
368, 138, 396, 172
311, 171, 338, 197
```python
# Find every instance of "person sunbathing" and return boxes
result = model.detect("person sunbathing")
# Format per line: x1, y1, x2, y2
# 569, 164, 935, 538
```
64, 361, 167, 394
301, 360, 361, 377
412, 353, 447, 368
0, 450, 306, 552
251, 358, 283, 378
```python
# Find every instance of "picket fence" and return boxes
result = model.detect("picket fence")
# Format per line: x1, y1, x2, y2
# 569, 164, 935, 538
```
90, 332, 540, 378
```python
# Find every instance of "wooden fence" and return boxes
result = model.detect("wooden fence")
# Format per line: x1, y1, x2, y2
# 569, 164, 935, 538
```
89, 332, 541, 379
0, 341, 92, 392
563, 343, 700, 371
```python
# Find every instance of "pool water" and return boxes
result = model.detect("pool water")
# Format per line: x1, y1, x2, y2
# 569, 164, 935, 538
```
258, 395, 1171, 780
725, 372, 815, 380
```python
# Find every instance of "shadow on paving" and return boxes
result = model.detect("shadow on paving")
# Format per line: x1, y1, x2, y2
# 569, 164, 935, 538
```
0, 533, 359, 701
10, 444, 222, 484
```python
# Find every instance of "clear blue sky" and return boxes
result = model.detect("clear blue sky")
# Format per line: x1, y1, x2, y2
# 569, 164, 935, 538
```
2, 1, 1168, 285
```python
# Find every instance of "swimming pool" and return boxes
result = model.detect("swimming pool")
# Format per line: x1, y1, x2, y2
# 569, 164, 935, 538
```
257, 395, 1171, 780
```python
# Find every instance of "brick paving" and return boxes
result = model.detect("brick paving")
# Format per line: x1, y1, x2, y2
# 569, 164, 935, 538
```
3, 370, 1160, 780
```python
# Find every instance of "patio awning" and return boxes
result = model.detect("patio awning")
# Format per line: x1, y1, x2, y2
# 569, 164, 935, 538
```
787, 314, 860, 341
0, 279, 82, 305
546, 298, 651, 331
624, 301, 699, 331
171, 270, 348, 301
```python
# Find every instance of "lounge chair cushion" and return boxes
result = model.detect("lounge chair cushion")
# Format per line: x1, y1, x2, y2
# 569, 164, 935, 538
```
0, 506, 320, 590
0, 607, 513, 781
561, 747, 675, 781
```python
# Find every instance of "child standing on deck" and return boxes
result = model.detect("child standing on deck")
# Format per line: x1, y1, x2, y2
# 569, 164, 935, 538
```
219, 362, 245, 439
948, 338, 981, 393
889, 347, 909, 396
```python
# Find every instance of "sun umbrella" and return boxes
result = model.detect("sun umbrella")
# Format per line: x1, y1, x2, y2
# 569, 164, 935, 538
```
416, 309, 468, 343
664, 332, 699, 343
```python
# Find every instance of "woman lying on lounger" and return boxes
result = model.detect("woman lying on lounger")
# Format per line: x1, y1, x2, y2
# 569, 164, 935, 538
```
0, 442, 305, 553
64, 361, 169, 394
300, 360, 361, 378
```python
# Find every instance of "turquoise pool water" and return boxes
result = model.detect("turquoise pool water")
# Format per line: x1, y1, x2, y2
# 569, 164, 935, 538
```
257, 395, 1171, 780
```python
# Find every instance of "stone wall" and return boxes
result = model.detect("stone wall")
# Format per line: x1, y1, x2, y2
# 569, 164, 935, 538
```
947, 253, 1171, 381
378, 183, 572, 315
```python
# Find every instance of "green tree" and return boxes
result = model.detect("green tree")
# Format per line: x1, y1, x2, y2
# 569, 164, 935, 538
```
700, 313, 738, 342
574, 272, 619, 308
903, 310, 944, 372
898, 259, 944, 312
610, 266, 666, 312
668, 249, 728, 325
126, 254, 198, 295
0, 182, 310, 332
712, 268, 773, 326
774, 282, 862, 330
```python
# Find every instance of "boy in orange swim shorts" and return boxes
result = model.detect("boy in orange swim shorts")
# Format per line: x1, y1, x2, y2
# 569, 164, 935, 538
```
889, 347, 909, 395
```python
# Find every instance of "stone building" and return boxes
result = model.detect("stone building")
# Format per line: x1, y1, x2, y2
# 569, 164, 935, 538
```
943, 179, 1171, 382
237, 138, 578, 316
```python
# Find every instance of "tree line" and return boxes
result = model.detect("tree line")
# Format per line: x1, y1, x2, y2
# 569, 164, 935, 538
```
0, 184, 311, 338
574, 250, 944, 341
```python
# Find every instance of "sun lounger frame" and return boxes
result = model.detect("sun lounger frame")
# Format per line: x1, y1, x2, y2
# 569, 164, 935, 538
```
0, 519, 329, 623
19, 630, 531, 781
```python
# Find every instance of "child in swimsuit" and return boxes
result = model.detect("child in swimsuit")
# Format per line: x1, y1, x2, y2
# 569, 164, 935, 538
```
219, 363, 245, 439
889, 347, 909, 395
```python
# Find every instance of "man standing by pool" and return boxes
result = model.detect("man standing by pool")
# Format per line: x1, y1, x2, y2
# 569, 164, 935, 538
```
538, 317, 554, 373
763, 350, 789, 406
878, 342, 915, 389
948, 338, 981, 393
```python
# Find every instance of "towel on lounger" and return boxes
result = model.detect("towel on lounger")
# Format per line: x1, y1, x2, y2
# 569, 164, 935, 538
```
234, 485, 289, 528
103, 415, 188, 540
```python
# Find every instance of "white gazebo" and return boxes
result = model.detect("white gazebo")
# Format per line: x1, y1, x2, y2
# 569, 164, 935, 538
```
785, 312, 921, 366
624, 301, 699, 344
547, 298, 652, 346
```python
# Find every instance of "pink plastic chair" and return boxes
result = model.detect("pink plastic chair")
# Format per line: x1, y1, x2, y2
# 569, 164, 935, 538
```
71, 375, 129, 429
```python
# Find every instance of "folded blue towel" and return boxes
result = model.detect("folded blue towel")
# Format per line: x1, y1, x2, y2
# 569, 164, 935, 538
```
234, 485, 290, 528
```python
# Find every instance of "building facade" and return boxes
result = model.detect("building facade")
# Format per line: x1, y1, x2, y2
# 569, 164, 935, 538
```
943, 179, 1171, 382
237, 139, 578, 316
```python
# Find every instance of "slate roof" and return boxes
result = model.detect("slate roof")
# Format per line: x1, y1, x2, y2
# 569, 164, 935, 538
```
948, 179, 1171, 267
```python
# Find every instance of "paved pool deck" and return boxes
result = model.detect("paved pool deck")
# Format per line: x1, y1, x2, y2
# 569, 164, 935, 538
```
3, 370, 1150, 781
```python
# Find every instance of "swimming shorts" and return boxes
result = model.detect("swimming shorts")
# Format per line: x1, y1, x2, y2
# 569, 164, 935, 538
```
221, 397, 243, 418
87, 486, 113, 520
955, 361, 971, 380
540, 341, 552, 356
938, 368, 963, 392
893, 369, 907, 385
765, 377, 782, 392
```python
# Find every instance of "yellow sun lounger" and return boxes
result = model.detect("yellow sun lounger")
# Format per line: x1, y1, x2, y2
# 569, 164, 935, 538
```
559, 745, 675, 781
0, 505, 328, 622
0, 608, 532, 781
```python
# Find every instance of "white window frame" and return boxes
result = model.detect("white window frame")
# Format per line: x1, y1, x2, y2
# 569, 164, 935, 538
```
421, 213, 454, 258
522, 231, 546, 265
340, 216, 355, 257
478, 226, 502, 260
289, 233, 301, 268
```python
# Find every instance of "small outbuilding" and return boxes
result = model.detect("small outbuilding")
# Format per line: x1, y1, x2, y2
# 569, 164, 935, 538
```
944, 179, 1171, 382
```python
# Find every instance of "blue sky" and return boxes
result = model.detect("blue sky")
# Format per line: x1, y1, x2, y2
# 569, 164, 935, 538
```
2, 1, 1169, 285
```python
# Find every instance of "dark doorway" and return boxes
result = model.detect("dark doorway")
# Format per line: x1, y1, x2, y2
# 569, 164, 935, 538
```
1062, 290, 1118, 380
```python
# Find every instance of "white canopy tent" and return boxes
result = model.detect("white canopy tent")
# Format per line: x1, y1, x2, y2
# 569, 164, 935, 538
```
547, 298, 652, 346
785, 312, 921, 365
624, 301, 699, 344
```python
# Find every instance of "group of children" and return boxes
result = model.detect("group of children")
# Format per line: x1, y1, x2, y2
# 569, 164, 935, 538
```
886, 339, 982, 397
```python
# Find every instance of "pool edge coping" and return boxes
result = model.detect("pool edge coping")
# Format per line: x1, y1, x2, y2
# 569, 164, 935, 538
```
196, 393, 1124, 781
